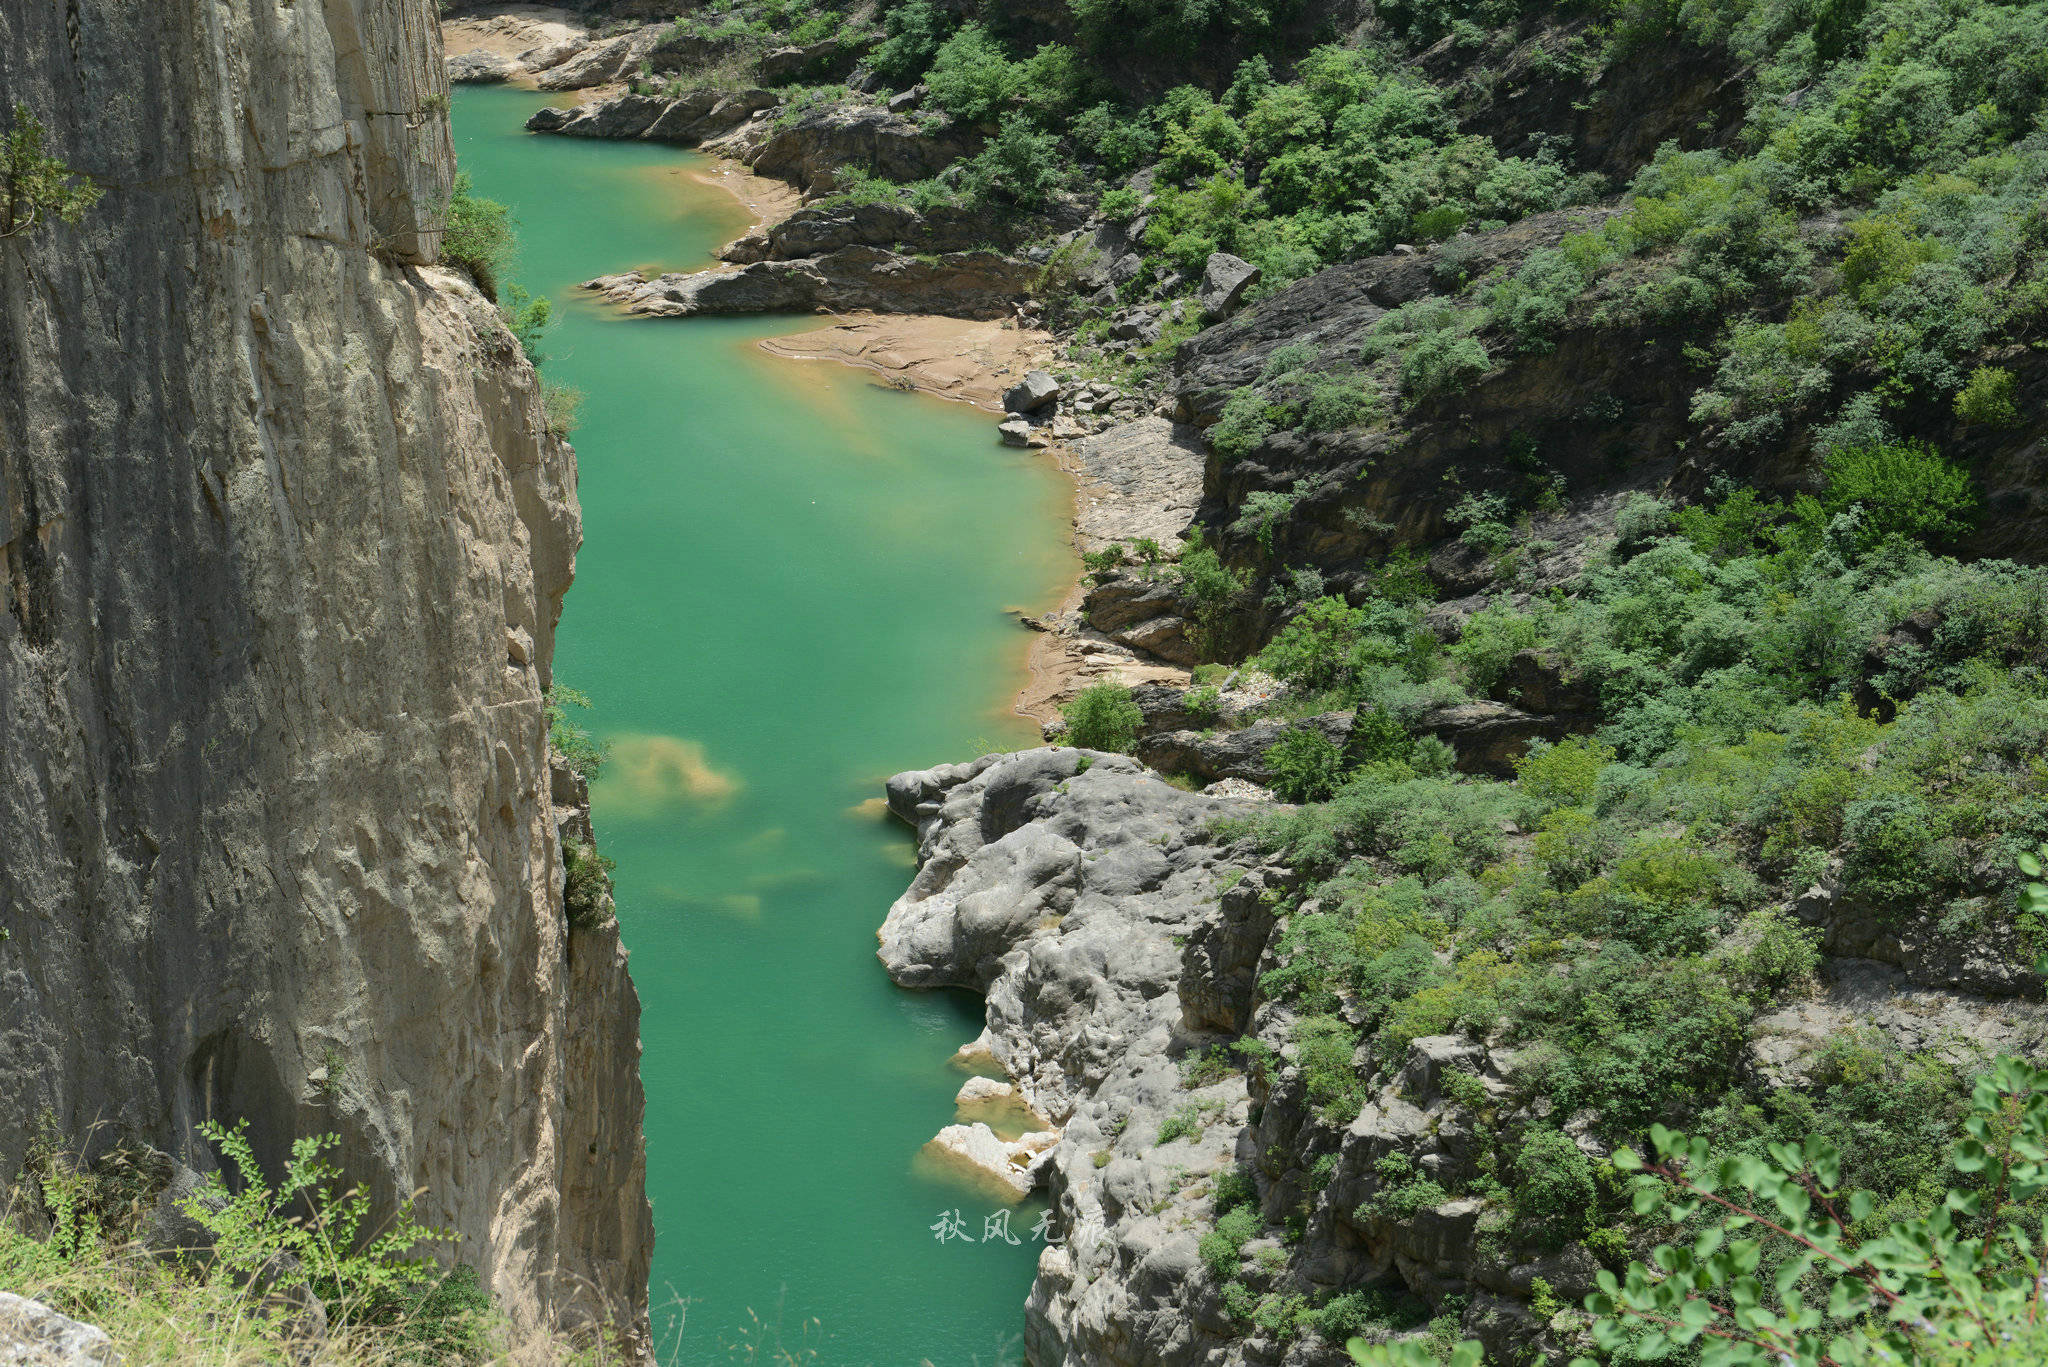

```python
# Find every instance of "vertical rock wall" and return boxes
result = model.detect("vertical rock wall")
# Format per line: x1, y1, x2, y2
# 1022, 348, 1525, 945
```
0, 0, 649, 1344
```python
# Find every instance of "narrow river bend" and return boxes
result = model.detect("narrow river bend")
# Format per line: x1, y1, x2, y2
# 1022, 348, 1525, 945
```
452, 86, 1072, 1366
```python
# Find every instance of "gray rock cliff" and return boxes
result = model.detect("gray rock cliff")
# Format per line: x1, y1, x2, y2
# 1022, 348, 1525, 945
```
0, 0, 649, 1347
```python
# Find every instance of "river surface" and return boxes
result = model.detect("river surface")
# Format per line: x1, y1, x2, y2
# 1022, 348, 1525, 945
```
452, 86, 1072, 1366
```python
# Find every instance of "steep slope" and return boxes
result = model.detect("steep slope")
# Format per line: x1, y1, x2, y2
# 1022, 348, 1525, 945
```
0, 0, 649, 1345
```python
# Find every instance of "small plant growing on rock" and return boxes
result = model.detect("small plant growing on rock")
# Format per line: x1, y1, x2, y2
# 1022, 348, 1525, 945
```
0, 104, 102, 239
546, 685, 608, 781
563, 838, 617, 930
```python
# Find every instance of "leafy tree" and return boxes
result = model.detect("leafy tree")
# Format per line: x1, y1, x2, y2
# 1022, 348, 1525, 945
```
440, 172, 516, 300
1, 103, 102, 238
1062, 682, 1144, 752
958, 116, 1064, 210
870, 0, 954, 84
1264, 725, 1346, 802
1821, 440, 1976, 550
924, 23, 1022, 122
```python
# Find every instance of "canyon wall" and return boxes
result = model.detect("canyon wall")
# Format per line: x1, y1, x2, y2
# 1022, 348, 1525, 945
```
0, 0, 649, 1344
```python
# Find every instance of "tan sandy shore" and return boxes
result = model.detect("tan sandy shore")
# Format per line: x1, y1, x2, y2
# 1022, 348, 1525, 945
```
675, 150, 1192, 726
758, 315, 1057, 411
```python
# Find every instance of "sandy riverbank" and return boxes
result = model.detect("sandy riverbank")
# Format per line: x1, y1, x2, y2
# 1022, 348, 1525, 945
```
657, 137, 1197, 724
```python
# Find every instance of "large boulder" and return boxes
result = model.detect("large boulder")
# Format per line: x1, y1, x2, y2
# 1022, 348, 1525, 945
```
1136, 712, 1355, 786
1003, 369, 1062, 415
764, 201, 989, 259
0, 1295, 112, 1367
582, 246, 1035, 320
527, 90, 777, 145
1198, 252, 1260, 319
533, 29, 660, 90
741, 102, 977, 193
447, 50, 518, 84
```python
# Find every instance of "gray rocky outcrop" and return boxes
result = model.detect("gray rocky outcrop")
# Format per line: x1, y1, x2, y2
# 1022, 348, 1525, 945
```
449, 49, 521, 82
1, 0, 648, 1347
1004, 370, 1063, 414
526, 88, 778, 144
1070, 418, 1206, 554
737, 102, 977, 193
1199, 253, 1261, 319
0, 1294, 112, 1367
1137, 713, 1356, 786
533, 27, 661, 89
753, 200, 990, 260
582, 247, 1034, 319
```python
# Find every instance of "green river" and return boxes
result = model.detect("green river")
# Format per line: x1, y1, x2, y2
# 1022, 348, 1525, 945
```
452, 87, 1072, 1366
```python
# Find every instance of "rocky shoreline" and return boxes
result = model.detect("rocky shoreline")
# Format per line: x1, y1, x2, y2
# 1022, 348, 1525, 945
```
440, 16, 1211, 724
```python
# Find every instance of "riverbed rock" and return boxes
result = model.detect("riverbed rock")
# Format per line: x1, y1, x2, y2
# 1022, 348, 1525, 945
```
533, 27, 660, 89
999, 419, 1033, 447
1082, 573, 1180, 632
1069, 418, 1205, 554
921, 1123, 1061, 1202
527, 89, 777, 145
1199, 253, 1261, 319
879, 749, 1262, 1117
448, 49, 519, 83
734, 101, 978, 193
763, 200, 988, 260
583, 246, 1035, 320
1004, 370, 1063, 415
0, 1294, 112, 1367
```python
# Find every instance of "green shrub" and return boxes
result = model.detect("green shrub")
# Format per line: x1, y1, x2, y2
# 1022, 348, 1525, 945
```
1, 103, 103, 238
957, 115, 1064, 209
441, 173, 515, 300
1954, 365, 2020, 427
1399, 331, 1490, 400
870, 0, 953, 84
923, 23, 1021, 122
501, 283, 552, 361
1062, 683, 1144, 752
1822, 440, 1976, 550
1209, 388, 1277, 460
1450, 604, 1539, 693
1198, 1205, 1260, 1277
1264, 726, 1346, 803
1513, 1127, 1595, 1246
563, 838, 617, 930
1515, 736, 1613, 811
1178, 544, 1253, 659
1292, 1014, 1367, 1124
545, 685, 608, 780
1157, 1101, 1220, 1144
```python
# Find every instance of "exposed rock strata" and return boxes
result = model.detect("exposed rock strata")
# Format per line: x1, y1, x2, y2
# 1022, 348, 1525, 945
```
877, 750, 2048, 1366
0, 0, 648, 1346
582, 248, 1034, 319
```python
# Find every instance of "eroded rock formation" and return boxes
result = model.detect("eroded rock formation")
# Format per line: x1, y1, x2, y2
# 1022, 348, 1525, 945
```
0, 0, 649, 1347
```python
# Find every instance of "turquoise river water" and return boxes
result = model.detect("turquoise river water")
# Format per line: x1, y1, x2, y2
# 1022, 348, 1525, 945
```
453, 86, 1073, 1366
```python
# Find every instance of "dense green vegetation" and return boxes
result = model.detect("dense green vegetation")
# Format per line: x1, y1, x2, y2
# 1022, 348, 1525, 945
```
1061, 681, 1146, 752
0, 1120, 602, 1366
546, 0, 2048, 1357
1186, 464, 2048, 1348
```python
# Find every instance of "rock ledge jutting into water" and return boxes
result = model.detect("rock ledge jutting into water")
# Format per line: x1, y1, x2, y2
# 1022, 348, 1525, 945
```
582, 247, 1035, 321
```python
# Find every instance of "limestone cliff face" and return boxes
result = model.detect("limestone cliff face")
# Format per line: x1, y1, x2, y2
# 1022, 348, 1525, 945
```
0, 0, 650, 1345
